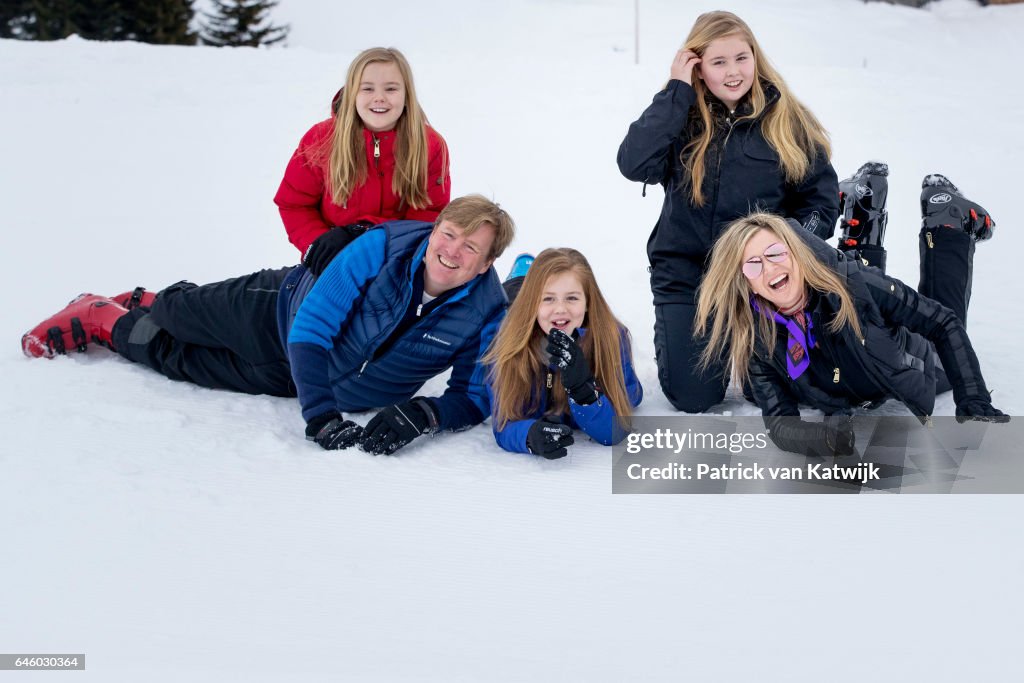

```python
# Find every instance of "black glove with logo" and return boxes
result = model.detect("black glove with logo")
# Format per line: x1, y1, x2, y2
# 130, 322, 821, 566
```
527, 418, 574, 459
306, 411, 363, 450
823, 414, 856, 456
956, 398, 1010, 424
360, 398, 439, 455
546, 328, 599, 405
303, 221, 374, 276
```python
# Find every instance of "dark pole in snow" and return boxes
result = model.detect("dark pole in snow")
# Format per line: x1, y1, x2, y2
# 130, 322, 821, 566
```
634, 0, 640, 65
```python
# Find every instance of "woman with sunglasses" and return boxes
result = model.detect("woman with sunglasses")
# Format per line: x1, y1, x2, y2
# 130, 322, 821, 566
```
694, 204, 1006, 457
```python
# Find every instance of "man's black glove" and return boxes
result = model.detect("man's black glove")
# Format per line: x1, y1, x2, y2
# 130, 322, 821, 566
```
303, 221, 373, 276
956, 399, 1010, 424
305, 411, 363, 450
360, 398, 438, 455
527, 418, 574, 459
823, 414, 856, 456
546, 328, 599, 405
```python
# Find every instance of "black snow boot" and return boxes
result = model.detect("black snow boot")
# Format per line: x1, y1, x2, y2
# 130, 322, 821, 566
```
921, 174, 995, 241
838, 161, 889, 273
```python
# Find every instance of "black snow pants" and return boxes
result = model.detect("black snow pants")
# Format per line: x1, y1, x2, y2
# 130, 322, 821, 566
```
918, 223, 975, 327
918, 225, 977, 394
111, 267, 297, 397
653, 301, 731, 413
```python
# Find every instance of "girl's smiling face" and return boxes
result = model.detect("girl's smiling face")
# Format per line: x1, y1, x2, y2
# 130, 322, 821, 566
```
697, 34, 755, 110
355, 61, 406, 132
536, 271, 587, 336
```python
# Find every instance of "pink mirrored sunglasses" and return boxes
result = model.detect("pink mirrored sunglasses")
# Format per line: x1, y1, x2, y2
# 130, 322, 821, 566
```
741, 243, 789, 279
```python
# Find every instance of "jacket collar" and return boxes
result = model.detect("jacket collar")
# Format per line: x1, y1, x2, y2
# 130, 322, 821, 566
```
706, 80, 780, 122
363, 127, 396, 161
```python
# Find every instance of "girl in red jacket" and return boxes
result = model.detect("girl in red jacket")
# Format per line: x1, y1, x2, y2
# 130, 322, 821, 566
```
274, 47, 451, 274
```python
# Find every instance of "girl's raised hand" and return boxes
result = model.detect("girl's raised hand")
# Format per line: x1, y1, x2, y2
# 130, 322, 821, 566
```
546, 328, 586, 375
670, 49, 701, 85
546, 329, 599, 405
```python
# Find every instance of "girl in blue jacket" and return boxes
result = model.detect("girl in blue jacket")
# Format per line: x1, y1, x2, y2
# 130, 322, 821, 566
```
484, 249, 643, 459
617, 10, 838, 414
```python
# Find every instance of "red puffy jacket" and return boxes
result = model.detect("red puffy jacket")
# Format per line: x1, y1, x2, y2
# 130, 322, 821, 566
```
274, 119, 451, 253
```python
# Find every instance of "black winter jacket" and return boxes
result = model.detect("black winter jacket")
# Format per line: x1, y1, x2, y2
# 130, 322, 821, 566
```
617, 79, 839, 304
749, 231, 992, 455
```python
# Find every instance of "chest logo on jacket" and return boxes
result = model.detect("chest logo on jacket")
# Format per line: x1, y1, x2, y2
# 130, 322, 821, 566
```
422, 332, 452, 347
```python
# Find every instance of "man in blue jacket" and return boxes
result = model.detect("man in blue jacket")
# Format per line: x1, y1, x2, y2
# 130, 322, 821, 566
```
22, 195, 516, 455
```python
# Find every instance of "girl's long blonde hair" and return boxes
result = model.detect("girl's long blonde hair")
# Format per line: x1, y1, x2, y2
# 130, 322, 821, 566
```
318, 47, 445, 209
484, 248, 634, 429
680, 11, 832, 206
694, 212, 862, 388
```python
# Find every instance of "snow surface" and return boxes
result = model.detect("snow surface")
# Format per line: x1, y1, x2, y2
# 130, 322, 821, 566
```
3, 0, 1024, 680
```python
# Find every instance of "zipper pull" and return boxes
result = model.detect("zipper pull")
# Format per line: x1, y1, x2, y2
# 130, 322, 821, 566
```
925, 231, 934, 249
833, 368, 840, 384
373, 137, 380, 159
416, 303, 423, 317
546, 371, 553, 389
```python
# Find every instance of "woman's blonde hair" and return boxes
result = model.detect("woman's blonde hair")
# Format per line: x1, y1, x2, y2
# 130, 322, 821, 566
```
484, 248, 634, 429
318, 47, 445, 209
694, 212, 862, 387
679, 11, 832, 206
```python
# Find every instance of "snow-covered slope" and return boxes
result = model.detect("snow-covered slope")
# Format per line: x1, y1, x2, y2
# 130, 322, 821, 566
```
2, 0, 1023, 680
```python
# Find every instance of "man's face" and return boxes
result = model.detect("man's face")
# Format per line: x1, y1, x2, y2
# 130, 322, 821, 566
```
422, 220, 496, 296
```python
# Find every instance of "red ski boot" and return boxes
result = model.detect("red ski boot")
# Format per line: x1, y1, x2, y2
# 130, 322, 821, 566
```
111, 286, 156, 310
21, 294, 129, 358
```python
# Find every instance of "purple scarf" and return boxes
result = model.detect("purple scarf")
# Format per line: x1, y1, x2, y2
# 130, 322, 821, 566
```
750, 297, 816, 380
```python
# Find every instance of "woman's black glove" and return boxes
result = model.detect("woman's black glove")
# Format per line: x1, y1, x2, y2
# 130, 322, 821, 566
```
303, 221, 373, 276
360, 398, 439, 455
306, 411, 363, 450
956, 399, 1010, 423
546, 328, 599, 405
823, 415, 856, 456
527, 418, 574, 459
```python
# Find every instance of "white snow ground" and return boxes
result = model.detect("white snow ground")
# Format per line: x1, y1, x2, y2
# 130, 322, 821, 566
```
2, 0, 1024, 680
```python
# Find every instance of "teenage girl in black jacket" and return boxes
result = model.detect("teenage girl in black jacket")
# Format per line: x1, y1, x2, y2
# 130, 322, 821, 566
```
617, 10, 838, 413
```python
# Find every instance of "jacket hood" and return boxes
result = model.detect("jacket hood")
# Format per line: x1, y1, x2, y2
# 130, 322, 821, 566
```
331, 87, 343, 116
